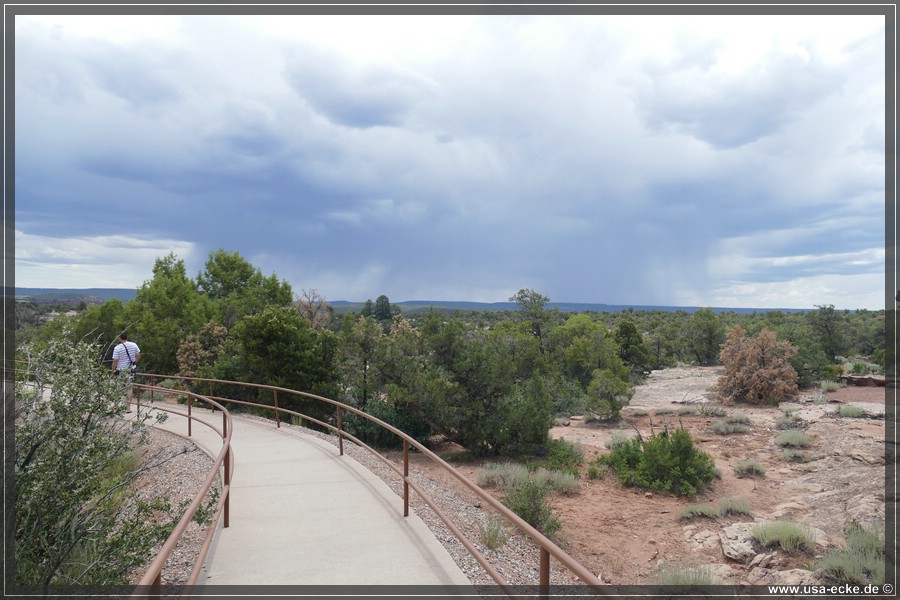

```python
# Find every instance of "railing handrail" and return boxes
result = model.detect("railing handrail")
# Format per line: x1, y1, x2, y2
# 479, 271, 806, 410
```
137, 372, 608, 593
132, 385, 234, 591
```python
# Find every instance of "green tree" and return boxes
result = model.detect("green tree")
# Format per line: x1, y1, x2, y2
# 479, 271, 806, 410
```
232, 305, 316, 389
123, 253, 212, 374
683, 308, 724, 366
808, 304, 846, 362
509, 288, 556, 352
586, 368, 634, 421
548, 314, 627, 389
15, 334, 175, 589
615, 320, 652, 381
373, 295, 393, 321
337, 314, 386, 409
196, 249, 293, 328
72, 299, 125, 361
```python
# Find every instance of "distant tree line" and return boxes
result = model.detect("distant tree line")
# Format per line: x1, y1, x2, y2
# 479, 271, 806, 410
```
17, 249, 887, 459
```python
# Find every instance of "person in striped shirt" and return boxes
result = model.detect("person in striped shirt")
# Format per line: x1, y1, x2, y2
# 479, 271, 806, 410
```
111, 332, 141, 410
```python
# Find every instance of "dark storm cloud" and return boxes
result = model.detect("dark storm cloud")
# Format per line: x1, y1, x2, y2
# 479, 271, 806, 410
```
13, 15, 886, 308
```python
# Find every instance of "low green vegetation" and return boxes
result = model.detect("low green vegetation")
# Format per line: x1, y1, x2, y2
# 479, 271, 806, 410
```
586, 459, 609, 480
783, 449, 810, 462
652, 563, 720, 587
14, 336, 177, 587
752, 521, 815, 554
598, 428, 717, 497
679, 504, 718, 520
711, 420, 752, 435
477, 462, 580, 496
477, 463, 530, 489
775, 431, 812, 448
733, 460, 766, 478
821, 380, 842, 393
605, 431, 635, 449
679, 497, 753, 520
540, 437, 584, 477
477, 513, 511, 550
835, 404, 865, 418
530, 469, 580, 496
816, 520, 884, 585
775, 415, 801, 430
717, 497, 752, 517
697, 404, 727, 417
501, 478, 561, 537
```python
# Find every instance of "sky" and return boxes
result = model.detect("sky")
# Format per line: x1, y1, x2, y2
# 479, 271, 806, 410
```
12, 10, 889, 310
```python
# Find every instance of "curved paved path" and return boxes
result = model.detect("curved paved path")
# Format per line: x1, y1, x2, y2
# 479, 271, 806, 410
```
146, 403, 473, 587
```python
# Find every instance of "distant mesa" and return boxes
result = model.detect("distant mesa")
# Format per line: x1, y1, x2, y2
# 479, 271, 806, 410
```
14, 288, 809, 314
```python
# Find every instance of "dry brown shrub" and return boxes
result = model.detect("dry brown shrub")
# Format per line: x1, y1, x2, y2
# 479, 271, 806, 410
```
717, 326, 799, 405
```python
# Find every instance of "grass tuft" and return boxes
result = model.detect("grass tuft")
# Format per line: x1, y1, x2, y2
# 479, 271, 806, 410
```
752, 521, 815, 554
586, 459, 609, 480
726, 413, 751, 424
679, 504, 718, 520
820, 380, 842, 393
476, 463, 530, 489
717, 497, 752, 517
652, 563, 720, 587
776, 415, 801, 430
711, 421, 752, 435
733, 460, 765, 478
836, 404, 865, 418
698, 404, 727, 417
477, 513, 510, 550
776, 430, 812, 448
605, 431, 634, 449
783, 449, 809, 462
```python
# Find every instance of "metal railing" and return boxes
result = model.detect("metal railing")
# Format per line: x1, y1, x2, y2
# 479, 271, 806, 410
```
136, 373, 609, 595
131, 385, 233, 592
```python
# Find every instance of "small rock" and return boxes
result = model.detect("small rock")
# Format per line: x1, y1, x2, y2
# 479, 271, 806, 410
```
645, 492, 653, 498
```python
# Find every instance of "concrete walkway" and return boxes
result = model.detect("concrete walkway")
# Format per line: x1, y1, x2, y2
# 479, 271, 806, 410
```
145, 403, 473, 587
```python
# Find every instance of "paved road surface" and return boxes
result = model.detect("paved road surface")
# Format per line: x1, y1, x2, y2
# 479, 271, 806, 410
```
147, 404, 472, 587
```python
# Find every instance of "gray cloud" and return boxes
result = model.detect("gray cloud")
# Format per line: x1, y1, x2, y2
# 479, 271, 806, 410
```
283, 45, 437, 128
636, 53, 846, 149
12, 15, 886, 309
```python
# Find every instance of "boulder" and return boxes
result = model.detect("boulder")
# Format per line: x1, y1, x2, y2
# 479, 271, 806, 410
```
719, 523, 757, 562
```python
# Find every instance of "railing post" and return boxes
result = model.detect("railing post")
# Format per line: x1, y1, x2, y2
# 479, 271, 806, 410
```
151, 571, 161, 596
274, 389, 280, 428
337, 407, 344, 456
223, 419, 230, 528
209, 381, 215, 412
136, 386, 142, 415
540, 547, 550, 599
403, 439, 409, 517
187, 397, 192, 437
